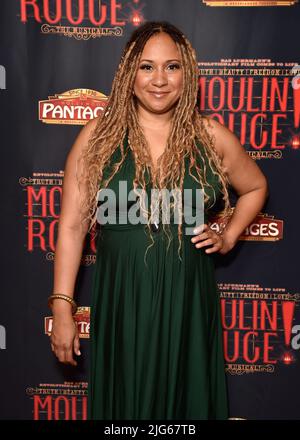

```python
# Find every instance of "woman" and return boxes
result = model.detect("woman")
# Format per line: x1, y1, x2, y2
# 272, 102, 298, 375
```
49, 21, 268, 420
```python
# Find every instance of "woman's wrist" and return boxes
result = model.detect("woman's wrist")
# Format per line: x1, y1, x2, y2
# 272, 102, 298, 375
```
48, 293, 78, 315
51, 299, 74, 317
219, 228, 238, 254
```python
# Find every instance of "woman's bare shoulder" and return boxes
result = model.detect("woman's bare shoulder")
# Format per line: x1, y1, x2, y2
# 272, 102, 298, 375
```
78, 116, 99, 143
200, 115, 238, 160
68, 116, 100, 158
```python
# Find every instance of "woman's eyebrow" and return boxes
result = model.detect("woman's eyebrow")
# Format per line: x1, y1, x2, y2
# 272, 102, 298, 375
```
140, 59, 181, 63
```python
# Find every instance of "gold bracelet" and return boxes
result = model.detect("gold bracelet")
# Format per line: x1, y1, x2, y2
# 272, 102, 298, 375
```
48, 294, 78, 315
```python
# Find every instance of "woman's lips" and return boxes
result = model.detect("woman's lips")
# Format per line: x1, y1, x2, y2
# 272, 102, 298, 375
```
148, 91, 170, 98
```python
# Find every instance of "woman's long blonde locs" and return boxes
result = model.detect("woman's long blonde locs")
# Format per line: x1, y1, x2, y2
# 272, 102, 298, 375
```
75, 21, 232, 264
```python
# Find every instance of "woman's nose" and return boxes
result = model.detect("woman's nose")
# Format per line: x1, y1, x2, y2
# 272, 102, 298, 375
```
152, 68, 168, 86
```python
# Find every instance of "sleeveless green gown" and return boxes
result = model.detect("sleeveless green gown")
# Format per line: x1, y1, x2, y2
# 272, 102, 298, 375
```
88, 134, 229, 420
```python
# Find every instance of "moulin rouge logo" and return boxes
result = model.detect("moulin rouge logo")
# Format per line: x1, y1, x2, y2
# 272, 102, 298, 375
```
20, 171, 97, 263
39, 88, 108, 124
219, 284, 300, 374
210, 209, 283, 242
26, 382, 88, 420
18, 0, 146, 40
198, 59, 300, 157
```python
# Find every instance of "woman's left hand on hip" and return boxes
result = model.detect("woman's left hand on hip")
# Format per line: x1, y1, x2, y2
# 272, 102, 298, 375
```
191, 223, 224, 254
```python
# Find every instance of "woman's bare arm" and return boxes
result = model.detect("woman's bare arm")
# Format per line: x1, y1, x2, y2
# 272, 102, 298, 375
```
51, 117, 98, 316
50, 117, 99, 366
205, 117, 269, 251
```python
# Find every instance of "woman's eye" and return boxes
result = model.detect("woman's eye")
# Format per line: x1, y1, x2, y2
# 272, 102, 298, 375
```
168, 64, 181, 70
140, 64, 152, 70
139, 64, 181, 71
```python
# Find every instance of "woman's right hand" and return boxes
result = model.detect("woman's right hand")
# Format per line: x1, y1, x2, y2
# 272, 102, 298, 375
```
50, 303, 81, 367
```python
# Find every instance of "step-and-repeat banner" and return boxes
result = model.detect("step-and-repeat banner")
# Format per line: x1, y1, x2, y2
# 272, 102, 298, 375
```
0, 0, 300, 420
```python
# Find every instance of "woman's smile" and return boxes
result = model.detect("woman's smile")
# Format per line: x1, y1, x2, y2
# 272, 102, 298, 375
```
148, 91, 170, 98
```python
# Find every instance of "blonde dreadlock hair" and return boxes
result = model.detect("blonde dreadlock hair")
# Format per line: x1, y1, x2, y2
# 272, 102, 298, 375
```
76, 21, 232, 265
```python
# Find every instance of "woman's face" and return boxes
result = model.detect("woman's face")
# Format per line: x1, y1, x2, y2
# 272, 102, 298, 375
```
133, 32, 183, 116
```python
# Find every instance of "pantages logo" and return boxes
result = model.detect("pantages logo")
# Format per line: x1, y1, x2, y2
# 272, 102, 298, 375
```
18, 0, 146, 40
45, 307, 90, 338
210, 210, 283, 242
39, 89, 108, 124
202, 0, 298, 6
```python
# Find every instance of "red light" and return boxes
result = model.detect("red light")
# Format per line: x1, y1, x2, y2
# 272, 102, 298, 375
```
131, 12, 143, 27
291, 135, 300, 149
282, 352, 294, 365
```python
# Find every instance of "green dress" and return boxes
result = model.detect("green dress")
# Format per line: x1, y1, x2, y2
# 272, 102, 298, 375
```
88, 134, 229, 420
